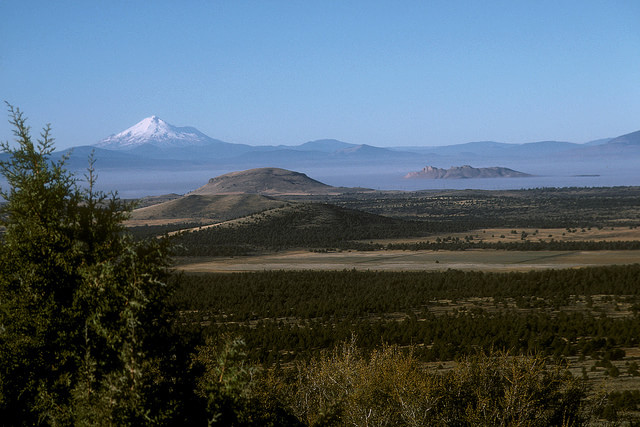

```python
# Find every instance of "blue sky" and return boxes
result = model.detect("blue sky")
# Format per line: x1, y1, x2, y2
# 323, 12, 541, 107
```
1, 1, 639, 149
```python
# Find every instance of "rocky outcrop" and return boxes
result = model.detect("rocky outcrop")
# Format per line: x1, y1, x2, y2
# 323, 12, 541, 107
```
405, 165, 532, 179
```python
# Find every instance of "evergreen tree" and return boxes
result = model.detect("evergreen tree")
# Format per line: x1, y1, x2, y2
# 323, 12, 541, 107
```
0, 105, 183, 424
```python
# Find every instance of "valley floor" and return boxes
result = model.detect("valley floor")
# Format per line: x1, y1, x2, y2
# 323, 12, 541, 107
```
177, 249, 640, 273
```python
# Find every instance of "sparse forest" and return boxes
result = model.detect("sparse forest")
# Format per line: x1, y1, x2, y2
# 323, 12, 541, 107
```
173, 268, 640, 363
296, 187, 640, 227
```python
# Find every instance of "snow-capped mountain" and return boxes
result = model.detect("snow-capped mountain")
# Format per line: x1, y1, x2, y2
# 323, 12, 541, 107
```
95, 116, 215, 150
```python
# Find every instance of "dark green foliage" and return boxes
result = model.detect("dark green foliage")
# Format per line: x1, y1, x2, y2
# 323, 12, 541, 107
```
191, 336, 302, 426
192, 336, 257, 425
173, 268, 640, 364
0, 106, 185, 424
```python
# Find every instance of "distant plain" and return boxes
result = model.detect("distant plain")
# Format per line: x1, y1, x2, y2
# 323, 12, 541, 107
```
177, 248, 640, 273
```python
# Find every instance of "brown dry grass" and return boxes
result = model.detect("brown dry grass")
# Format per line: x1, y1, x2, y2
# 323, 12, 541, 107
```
370, 226, 640, 245
176, 249, 640, 273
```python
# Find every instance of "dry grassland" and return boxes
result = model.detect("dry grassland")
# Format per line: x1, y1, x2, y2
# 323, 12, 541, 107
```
369, 226, 640, 245
177, 249, 640, 273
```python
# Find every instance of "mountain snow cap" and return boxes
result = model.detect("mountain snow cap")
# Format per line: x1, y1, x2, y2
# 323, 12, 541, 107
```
95, 116, 213, 150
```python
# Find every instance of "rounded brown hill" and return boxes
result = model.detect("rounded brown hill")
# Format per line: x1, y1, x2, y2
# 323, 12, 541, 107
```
189, 167, 366, 196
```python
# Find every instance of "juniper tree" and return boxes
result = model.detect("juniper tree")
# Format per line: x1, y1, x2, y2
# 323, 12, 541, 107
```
0, 105, 185, 425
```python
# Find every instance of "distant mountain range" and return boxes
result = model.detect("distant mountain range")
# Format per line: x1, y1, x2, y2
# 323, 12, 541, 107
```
606, 130, 640, 146
405, 165, 532, 179
23, 115, 636, 196
77, 115, 640, 167
89, 116, 417, 164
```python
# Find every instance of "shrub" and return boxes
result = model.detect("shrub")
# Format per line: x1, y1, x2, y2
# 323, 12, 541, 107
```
286, 338, 587, 426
